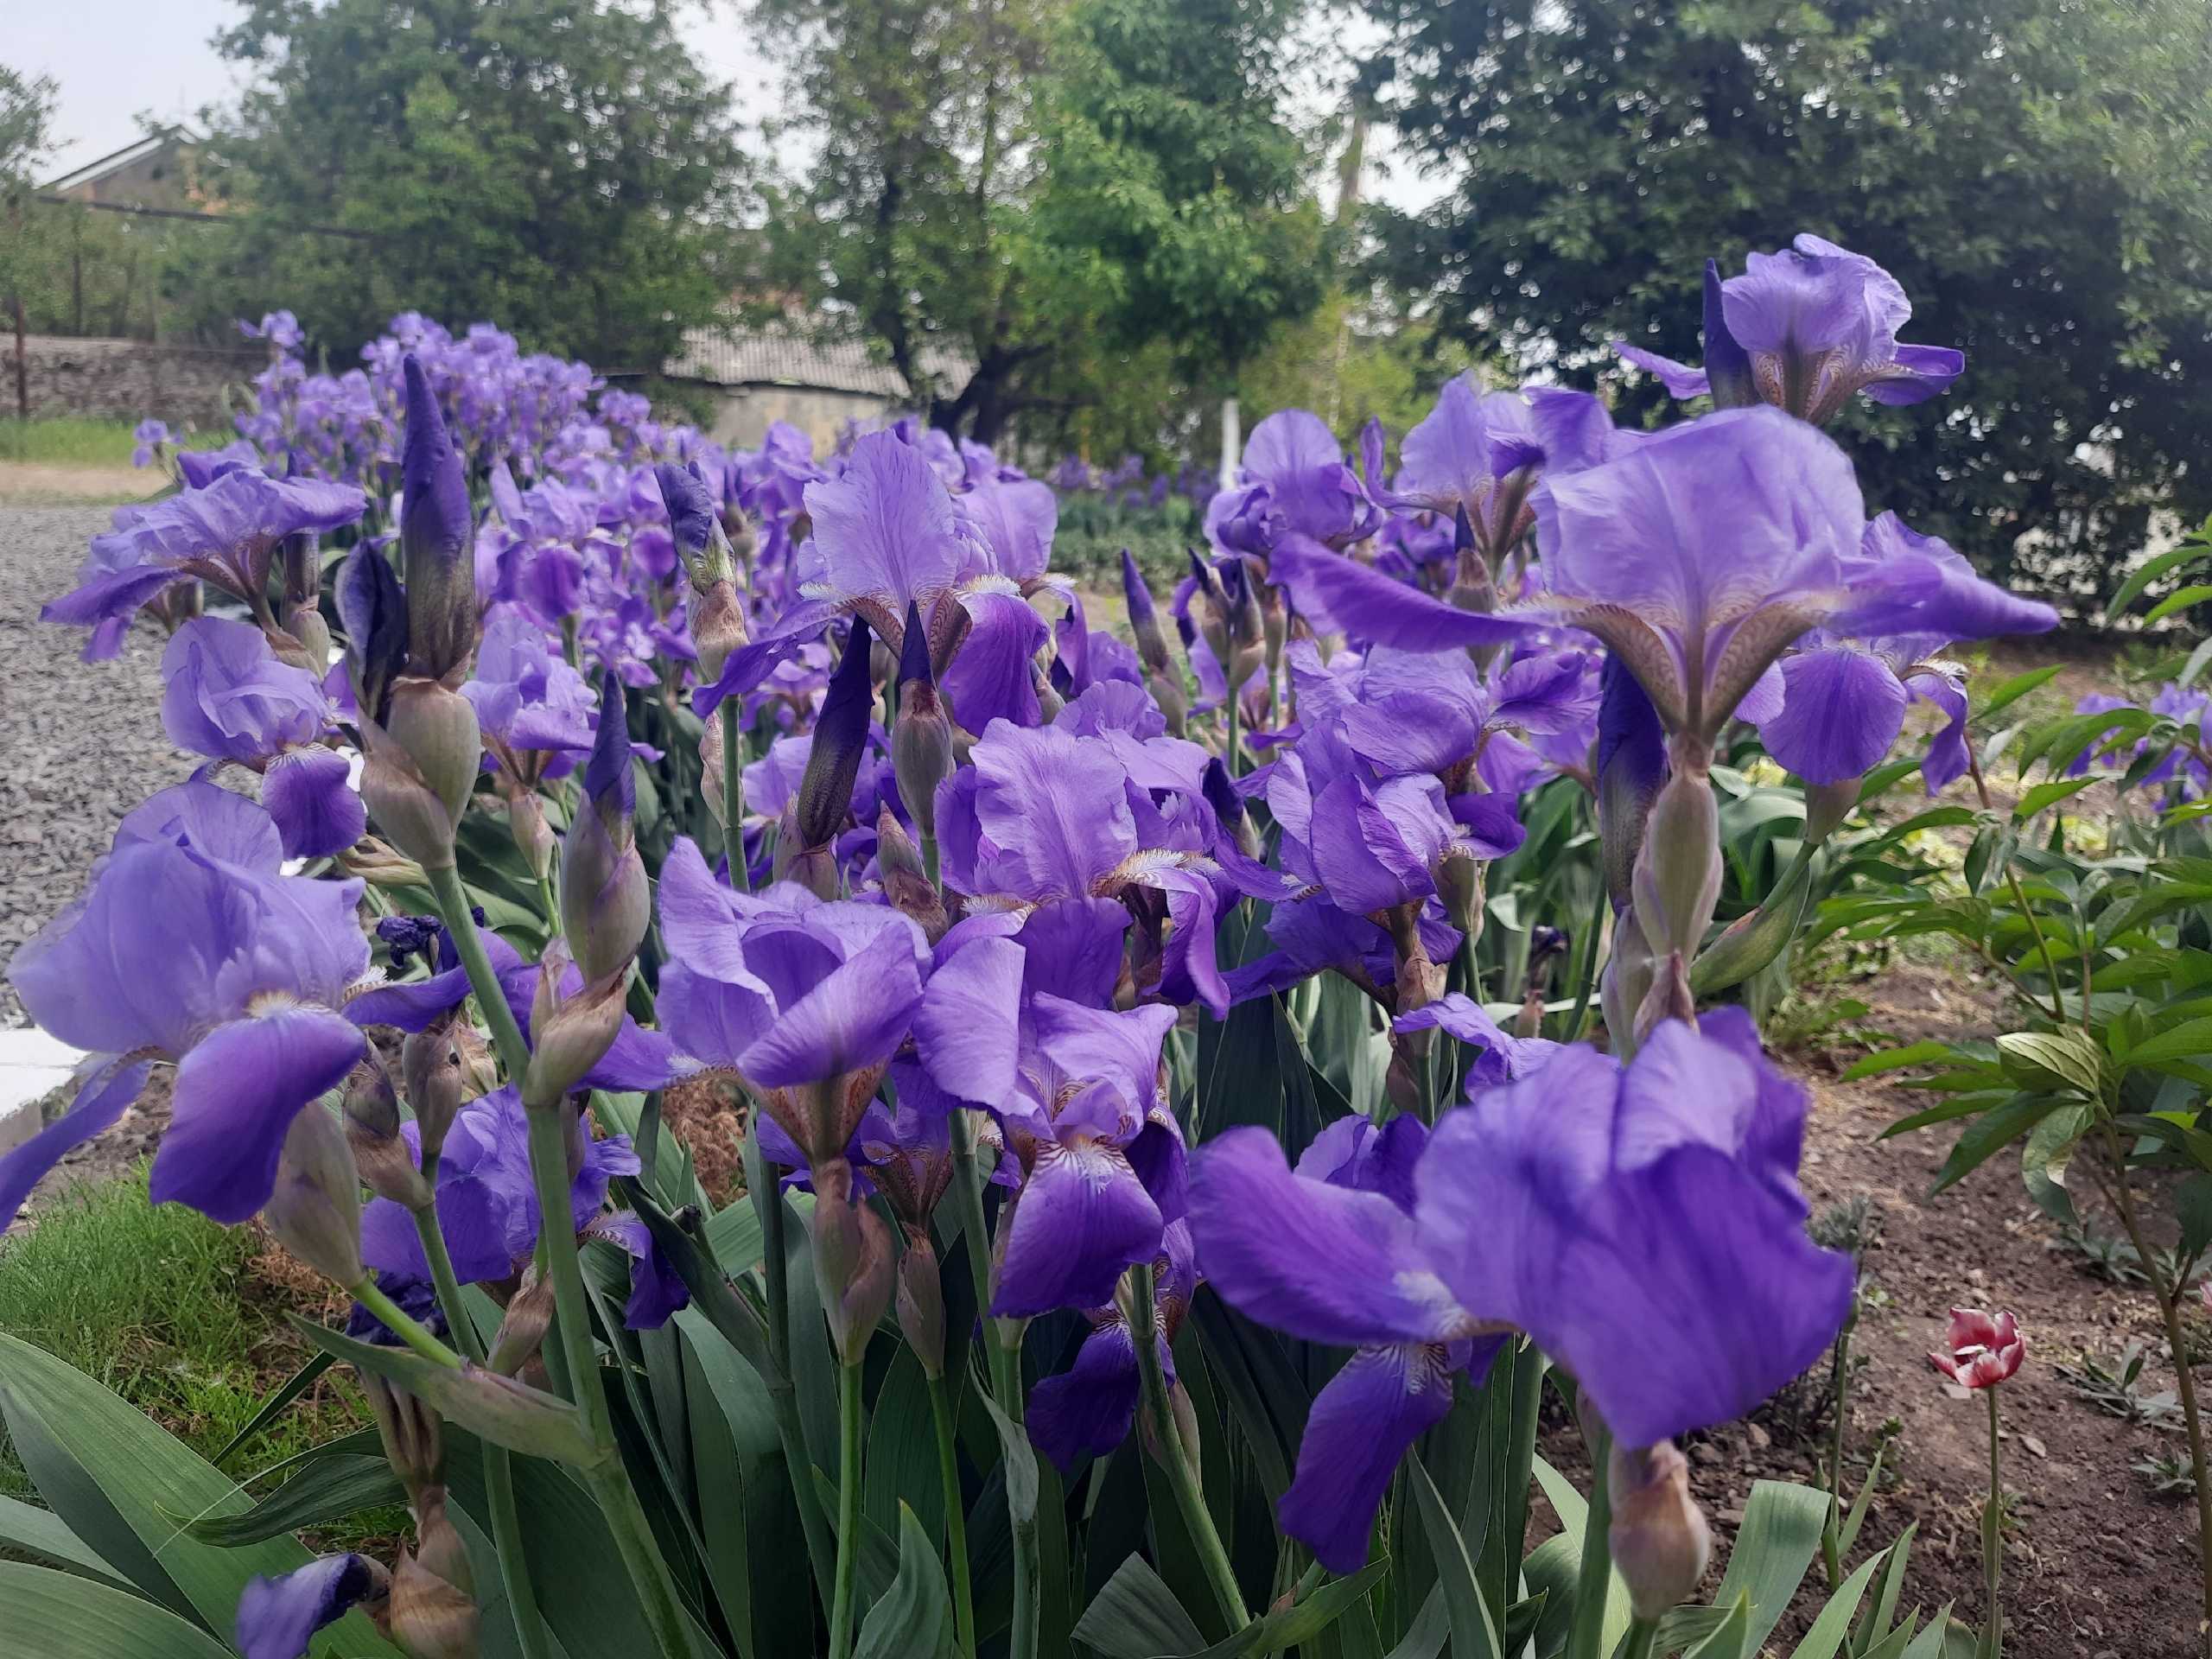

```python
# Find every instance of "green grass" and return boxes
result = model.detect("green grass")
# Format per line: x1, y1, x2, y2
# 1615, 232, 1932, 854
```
0, 416, 141, 467
0, 1165, 396, 1549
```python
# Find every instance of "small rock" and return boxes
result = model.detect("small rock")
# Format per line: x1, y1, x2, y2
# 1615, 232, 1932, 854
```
1746, 1423, 1770, 1450
2019, 1433, 2047, 1458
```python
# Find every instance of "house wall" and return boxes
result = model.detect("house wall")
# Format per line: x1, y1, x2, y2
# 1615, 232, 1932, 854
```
700, 384, 898, 451
9, 334, 262, 427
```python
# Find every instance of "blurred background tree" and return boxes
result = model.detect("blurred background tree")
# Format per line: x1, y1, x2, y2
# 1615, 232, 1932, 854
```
1359, 0, 2212, 601
188, 0, 744, 369
751, 0, 1333, 444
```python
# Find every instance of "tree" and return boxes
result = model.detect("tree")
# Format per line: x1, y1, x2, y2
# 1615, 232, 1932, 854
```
0, 65, 60, 417
753, 0, 1329, 442
198, 0, 742, 367
1362, 0, 2212, 601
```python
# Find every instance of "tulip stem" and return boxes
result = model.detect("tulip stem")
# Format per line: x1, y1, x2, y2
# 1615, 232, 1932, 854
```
410, 1197, 556, 1659
721, 699, 749, 892
524, 1103, 701, 1658
1565, 1422, 1613, 1659
829, 1357, 865, 1659
350, 1277, 463, 1371
1131, 1259, 1248, 1635
425, 864, 532, 1083
1979, 1385, 2002, 1659
927, 1370, 977, 1658
1619, 1618, 1659, 1659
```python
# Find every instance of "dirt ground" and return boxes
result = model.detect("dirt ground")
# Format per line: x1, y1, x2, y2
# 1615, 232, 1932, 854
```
0, 460, 159, 507
1616, 952, 2206, 1659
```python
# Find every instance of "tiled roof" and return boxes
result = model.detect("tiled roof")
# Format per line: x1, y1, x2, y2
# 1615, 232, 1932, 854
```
665, 326, 972, 397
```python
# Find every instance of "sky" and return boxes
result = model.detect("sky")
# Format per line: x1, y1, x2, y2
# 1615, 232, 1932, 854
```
16, 0, 1451, 212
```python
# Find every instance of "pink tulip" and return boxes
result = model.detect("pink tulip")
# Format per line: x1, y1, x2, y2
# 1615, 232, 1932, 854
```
1929, 1306, 2024, 1389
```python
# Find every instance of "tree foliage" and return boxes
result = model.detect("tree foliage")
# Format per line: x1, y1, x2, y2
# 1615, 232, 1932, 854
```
196, 0, 742, 367
1363, 0, 2212, 600
754, 0, 1329, 440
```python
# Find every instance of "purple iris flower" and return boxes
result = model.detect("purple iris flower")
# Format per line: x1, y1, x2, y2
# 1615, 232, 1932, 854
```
2066, 683, 2209, 793
359, 1085, 639, 1284
238, 309, 306, 352
3, 781, 368, 1227
1414, 1007, 1854, 1452
345, 1272, 446, 1346
987, 992, 1185, 1318
935, 719, 1230, 1014
44, 468, 366, 660
655, 836, 941, 1171
1745, 626, 1970, 791
1208, 410, 1377, 554
1191, 1115, 1503, 1572
1028, 1219, 1196, 1473
160, 617, 365, 857
1394, 992, 1561, 1092
590, 1213, 695, 1330
1528, 407, 2055, 741
1617, 237, 1965, 423
464, 607, 599, 771
236, 1554, 381, 1659
131, 419, 171, 467
1362, 375, 1544, 569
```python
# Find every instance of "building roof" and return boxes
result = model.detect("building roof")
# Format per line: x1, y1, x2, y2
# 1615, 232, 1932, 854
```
43, 128, 199, 196
666, 325, 972, 398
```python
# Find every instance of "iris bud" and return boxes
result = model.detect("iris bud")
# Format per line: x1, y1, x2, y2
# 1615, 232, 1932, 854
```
264, 1103, 365, 1288
400, 1019, 467, 1166
811, 1159, 893, 1367
892, 601, 953, 838
522, 950, 627, 1108
1600, 904, 1658, 1058
779, 618, 874, 893
1122, 548, 1172, 676
1630, 760, 1722, 963
896, 1236, 946, 1379
398, 355, 476, 683
487, 1269, 556, 1376
1445, 503, 1495, 613
338, 543, 409, 727
1201, 758, 1260, 861
344, 1053, 430, 1210
505, 786, 554, 881
560, 675, 648, 985
363, 679, 480, 872
654, 461, 749, 682
1607, 1440, 1712, 1619
875, 806, 948, 940
390, 1491, 480, 1659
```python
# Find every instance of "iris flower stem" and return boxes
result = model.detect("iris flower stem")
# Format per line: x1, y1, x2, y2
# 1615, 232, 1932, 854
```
1502, 1342, 1547, 1604
1224, 693, 1242, 778
409, 1192, 555, 1659
928, 1370, 978, 1658
1979, 1385, 2002, 1659
524, 1103, 701, 1659
949, 1108, 1034, 1657
721, 699, 749, 893
424, 864, 531, 1081
1564, 1422, 1613, 1659
742, 1130, 839, 1619
1130, 1260, 1248, 1634
829, 1358, 865, 1659
349, 1277, 463, 1370
424, 866, 694, 1656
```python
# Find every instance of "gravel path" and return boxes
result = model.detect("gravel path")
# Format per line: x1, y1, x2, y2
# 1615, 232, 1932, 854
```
0, 506, 195, 1025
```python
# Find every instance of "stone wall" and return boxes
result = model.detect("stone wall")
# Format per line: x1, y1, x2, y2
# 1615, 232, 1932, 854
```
694, 382, 897, 452
8, 334, 263, 429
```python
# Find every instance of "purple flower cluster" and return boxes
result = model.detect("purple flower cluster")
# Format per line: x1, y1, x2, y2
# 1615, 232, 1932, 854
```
8, 236, 2073, 1623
